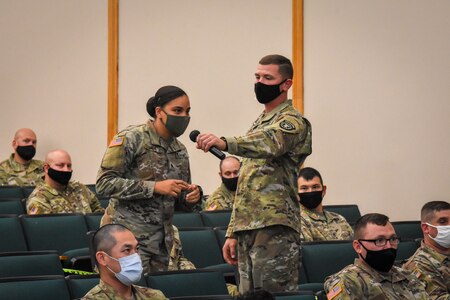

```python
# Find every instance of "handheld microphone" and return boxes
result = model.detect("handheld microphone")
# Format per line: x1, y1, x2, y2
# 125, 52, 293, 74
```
189, 130, 226, 160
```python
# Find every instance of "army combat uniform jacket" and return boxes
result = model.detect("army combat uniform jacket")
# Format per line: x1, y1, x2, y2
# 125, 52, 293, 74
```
324, 258, 430, 299
204, 183, 235, 211
0, 154, 44, 186
96, 121, 193, 272
82, 280, 167, 300
403, 242, 450, 299
300, 206, 354, 242
224, 100, 312, 237
26, 181, 104, 214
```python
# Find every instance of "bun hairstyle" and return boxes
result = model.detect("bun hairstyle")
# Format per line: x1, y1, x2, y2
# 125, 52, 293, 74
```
146, 85, 187, 118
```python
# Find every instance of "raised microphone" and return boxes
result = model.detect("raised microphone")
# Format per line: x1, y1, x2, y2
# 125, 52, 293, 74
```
189, 130, 226, 160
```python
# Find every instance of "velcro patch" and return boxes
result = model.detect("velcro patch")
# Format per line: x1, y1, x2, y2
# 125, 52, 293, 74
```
412, 269, 422, 278
280, 120, 296, 131
29, 205, 38, 215
327, 284, 342, 300
109, 137, 124, 147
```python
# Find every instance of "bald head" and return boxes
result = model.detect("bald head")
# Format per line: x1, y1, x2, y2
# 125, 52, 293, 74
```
45, 149, 71, 164
12, 128, 38, 163
14, 128, 36, 141
219, 156, 241, 176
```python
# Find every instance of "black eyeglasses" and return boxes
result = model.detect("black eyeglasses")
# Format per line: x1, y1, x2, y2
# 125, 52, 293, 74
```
358, 237, 400, 247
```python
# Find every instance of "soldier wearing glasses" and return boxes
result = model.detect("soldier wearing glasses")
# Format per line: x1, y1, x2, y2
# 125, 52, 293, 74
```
324, 213, 429, 300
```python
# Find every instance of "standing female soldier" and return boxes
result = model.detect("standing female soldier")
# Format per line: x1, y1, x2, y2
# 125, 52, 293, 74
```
96, 85, 202, 273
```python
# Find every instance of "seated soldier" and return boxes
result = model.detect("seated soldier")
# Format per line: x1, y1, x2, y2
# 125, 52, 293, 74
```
324, 213, 429, 299
403, 201, 450, 299
204, 156, 241, 211
82, 224, 167, 299
0, 128, 44, 186
26, 149, 103, 214
298, 167, 353, 242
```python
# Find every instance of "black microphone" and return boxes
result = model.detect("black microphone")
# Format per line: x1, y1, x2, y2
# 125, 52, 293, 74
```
189, 130, 226, 160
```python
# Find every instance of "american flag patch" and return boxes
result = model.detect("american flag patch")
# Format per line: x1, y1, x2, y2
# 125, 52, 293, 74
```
327, 284, 342, 300
109, 137, 124, 147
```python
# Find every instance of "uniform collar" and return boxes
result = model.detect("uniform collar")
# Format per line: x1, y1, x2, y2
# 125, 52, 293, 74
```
354, 258, 407, 283
42, 181, 72, 196
259, 99, 292, 122
146, 120, 184, 152
8, 153, 39, 172
422, 240, 450, 262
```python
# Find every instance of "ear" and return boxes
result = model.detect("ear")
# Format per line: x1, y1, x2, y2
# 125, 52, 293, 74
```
353, 240, 362, 254
43, 163, 49, 173
96, 251, 108, 267
322, 185, 327, 198
282, 79, 293, 91
12, 139, 17, 149
155, 106, 163, 119
421, 223, 432, 235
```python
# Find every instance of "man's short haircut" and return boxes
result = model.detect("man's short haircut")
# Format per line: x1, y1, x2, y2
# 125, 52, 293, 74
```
354, 213, 390, 240
92, 224, 130, 265
298, 167, 323, 185
236, 288, 275, 300
421, 201, 450, 223
259, 54, 293, 79
219, 156, 241, 173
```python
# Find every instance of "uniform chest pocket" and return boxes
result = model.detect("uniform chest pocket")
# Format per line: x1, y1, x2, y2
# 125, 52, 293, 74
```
134, 146, 169, 180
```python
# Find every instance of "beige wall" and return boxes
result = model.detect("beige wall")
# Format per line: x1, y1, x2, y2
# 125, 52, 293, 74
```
1, 0, 448, 221
303, 0, 450, 220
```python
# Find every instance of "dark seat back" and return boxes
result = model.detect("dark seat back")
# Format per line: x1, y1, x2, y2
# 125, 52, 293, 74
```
0, 215, 28, 252
179, 228, 225, 268
0, 251, 63, 278
0, 186, 24, 199
0, 199, 25, 214
146, 269, 228, 298
323, 205, 361, 225
173, 212, 204, 228
0, 275, 71, 300
200, 210, 232, 228
65, 274, 100, 299
392, 221, 422, 241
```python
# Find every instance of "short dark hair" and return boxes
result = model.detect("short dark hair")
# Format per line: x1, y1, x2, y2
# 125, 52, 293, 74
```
354, 213, 390, 240
421, 201, 450, 223
259, 54, 293, 79
298, 167, 323, 185
219, 156, 241, 173
92, 224, 130, 266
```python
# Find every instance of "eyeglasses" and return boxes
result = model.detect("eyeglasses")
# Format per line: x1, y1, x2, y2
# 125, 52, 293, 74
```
358, 237, 400, 247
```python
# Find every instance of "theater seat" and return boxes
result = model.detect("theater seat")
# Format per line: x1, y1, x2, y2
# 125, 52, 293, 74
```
0, 275, 71, 300
200, 210, 232, 228
0, 251, 63, 278
392, 221, 422, 241
301, 241, 357, 283
173, 212, 204, 228
0, 198, 25, 214
146, 269, 229, 298
65, 274, 100, 299
0, 215, 28, 252
322, 205, 361, 225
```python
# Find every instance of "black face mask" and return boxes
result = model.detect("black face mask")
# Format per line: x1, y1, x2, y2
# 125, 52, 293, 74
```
254, 80, 287, 104
359, 243, 397, 273
299, 191, 323, 210
48, 167, 72, 185
16, 145, 36, 161
222, 176, 238, 191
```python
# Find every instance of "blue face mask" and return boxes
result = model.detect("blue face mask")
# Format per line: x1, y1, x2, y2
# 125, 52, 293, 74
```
105, 252, 143, 286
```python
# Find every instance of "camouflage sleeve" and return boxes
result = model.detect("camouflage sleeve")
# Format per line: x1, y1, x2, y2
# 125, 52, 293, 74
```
26, 195, 52, 215
225, 209, 236, 238
404, 259, 450, 299
300, 217, 313, 242
204, 189, 226, 211
226, 115, 306, 158
85, 187, 104, 213
96, 134, 154, 200
0, 166, 7, 185
324, 271, 365, 300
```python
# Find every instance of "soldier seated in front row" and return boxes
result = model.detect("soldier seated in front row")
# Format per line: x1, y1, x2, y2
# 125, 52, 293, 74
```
324, 213, 430, 299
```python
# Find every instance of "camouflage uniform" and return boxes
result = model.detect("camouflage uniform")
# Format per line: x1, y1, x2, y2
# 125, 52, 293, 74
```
168, 225, 196, 271
0, 154, 44, 186
81, 279, 167, 300
26, 181, 103, 214
224, 100, 312, 293
300, 206, 353, 242
403, 241, 450, 299
96, 120, 194, 274
204, 183, 235, 210
324, 258, 430, 299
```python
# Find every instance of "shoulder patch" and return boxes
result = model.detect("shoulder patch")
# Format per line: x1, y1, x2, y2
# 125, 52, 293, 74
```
109, 136, 124, 147
327, 284, 342, 300
280, 120, 296, 131
412, 268, 422, 278
29, 205, 38, 215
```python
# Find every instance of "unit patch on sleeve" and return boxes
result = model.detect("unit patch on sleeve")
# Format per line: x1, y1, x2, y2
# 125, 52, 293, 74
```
280, 120, 296, 131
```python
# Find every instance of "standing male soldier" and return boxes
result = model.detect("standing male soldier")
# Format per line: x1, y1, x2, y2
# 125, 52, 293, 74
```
195, 54, 312, 293
403, 201, 450, 299
0, 128, 44, 186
